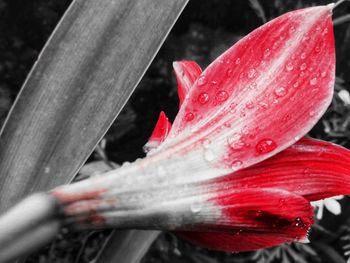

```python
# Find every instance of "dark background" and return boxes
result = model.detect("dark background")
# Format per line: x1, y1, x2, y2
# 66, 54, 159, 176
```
1, 0, 350, 262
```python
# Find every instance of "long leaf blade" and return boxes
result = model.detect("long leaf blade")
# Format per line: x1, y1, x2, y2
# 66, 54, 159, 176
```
0, 0, 188, 212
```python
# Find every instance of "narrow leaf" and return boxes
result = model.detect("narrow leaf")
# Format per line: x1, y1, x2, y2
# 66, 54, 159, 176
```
0, 0, 189, 212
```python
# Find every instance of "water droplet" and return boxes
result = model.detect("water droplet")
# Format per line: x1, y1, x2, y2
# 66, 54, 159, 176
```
315, 46, 321, 53
204, 149, 215, 162
202, 139, 211, 148
294, 217, 306, 228
303, 168, 310, 174
310, 77, 318, 86
235, 58, 241, 65
289, 26, 296, 34
255, 210, 263, 217
300, 63, 307, 70
226, 68, 233, 77
224, 122, 231, 127
285, 62, 294, 71
258, 102, 269, 109
185, 112, 194, 122
229, 103, 236, 113
190, 202, 202, 213
309, 111, 315, 117
264, 48, 271, 58
246, 102, 254, 109
198, 92, 209, 104
300, 52, 307, 59
247, 68, 257, 79
321, 71, 327, 78
274, 86, 287, 97
211, 80, 218, 85
231, 160, 243, 169
197, 76, 207, 86
256, 139, 277, 154
249, 83, 257, 89
215, 90, 229, 102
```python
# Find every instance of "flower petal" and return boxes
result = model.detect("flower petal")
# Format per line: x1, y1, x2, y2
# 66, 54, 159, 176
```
60, 188, 312, 240
156, 5, 335, 177
173, 61, 202, 106
177, 188, 313, 252
209, 137, 350, 201
144, 111, 171, 152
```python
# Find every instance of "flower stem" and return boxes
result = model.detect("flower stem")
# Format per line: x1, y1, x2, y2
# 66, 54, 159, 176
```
332, 0, 349, 10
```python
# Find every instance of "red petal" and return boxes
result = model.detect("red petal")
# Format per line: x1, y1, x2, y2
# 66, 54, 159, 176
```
157, 6, 335, 175
173, 61, 202, 106
177, 188, 313, 252
210, 137, 350, 201
144, 111, 171, 152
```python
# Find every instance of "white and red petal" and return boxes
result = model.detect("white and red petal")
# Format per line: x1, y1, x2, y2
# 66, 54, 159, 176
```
173, 61, 202, 106
154, 5, 335, 179
208, 137, 350, 201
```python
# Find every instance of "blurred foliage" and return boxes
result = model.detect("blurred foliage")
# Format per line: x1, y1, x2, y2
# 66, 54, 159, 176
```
0, 0, 350, 262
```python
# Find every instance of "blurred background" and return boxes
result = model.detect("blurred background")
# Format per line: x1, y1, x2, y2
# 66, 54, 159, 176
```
0, 0, 350, 262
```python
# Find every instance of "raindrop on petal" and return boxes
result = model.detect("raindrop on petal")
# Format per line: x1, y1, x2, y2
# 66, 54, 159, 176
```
215, 90, 229, 102
274, 86, 287, 97
198, 92, 210, 104
256, 139, 277, 154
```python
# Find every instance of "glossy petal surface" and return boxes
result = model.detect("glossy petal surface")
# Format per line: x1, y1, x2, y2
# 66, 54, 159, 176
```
156, 6, 335, 178
209, 138, 350, 201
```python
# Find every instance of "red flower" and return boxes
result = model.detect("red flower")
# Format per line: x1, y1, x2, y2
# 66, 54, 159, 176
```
53, 4, 350, 252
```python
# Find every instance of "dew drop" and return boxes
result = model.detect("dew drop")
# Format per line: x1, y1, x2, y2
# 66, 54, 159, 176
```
289, 26, 296, 34
294, 217, 306, 228
300, 52, 307, 59
215, 90, 229, 102
190, 202, 202, 213
226, 68, 233, 77
198, 92, 209, 104
224, 122, 231, 128
309, 111, 315, 117
204, 149, 215, 162
274, 86, 287, 97
249, 83, 257, 89
321, 71, 327, 78
264, 48, 271, 58
197, 76, 207, 86
202, 139, 211, 149
185, 112, 194, 122
235, 58, 241, 65
285, 62, 294, 71
258, 102, 268, 109
315, 46, 321, 53
231, 160, 243, 169
246, 102, 254, 109
256, 139, 277, 154
300, 63, 307, 70
229, 103, 236, 113
247, 68, 257, 79
310, 77, 318, 86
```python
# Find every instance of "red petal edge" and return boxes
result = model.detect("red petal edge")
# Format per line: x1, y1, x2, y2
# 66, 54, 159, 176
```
178, 188, 313, 252
209, 137, 350, 201
144, 111, 171, 152
173, 60, 203, 106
